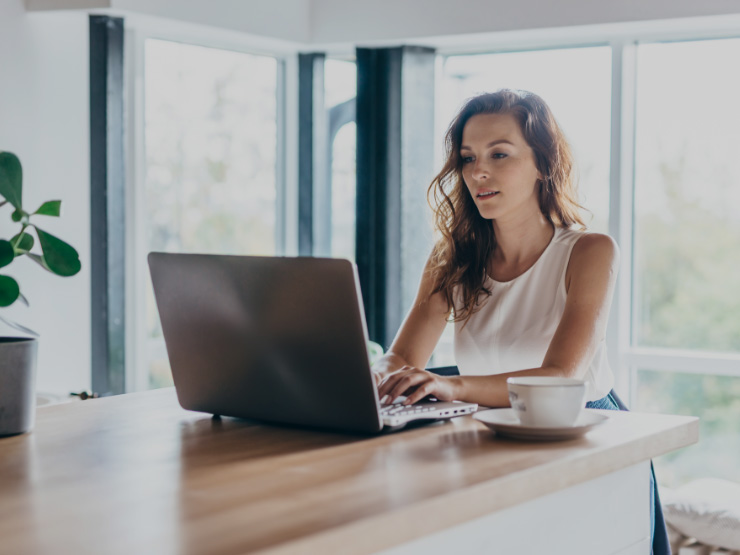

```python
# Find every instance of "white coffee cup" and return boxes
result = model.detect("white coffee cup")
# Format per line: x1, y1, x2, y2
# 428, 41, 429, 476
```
506, 377, 587, 427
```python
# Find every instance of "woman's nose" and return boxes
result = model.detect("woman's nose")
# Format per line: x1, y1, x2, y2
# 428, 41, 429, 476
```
471, 160, 489, 180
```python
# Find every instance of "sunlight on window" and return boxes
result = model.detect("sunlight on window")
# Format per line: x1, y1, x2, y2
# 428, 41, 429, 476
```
325, 58, 357, 109
325, 58, 357, 262
143, 39, 277, 389
634, 39, 740, 355
331, 122, 356, 261
636, 369, 740, 487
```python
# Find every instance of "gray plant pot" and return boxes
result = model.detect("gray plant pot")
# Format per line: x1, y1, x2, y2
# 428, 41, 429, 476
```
0, 337, 38, 437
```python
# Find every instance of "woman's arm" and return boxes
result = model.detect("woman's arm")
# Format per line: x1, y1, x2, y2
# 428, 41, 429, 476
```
380, 233, 620, 407
372, 257, 451, 383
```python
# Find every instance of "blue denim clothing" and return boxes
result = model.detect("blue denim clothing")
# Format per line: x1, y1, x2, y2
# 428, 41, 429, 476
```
584, 392, 622, 411
427, 368, 671, 555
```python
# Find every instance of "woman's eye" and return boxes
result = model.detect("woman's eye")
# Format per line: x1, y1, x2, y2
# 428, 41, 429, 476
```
461, 156, 474, 164
492, 153, 508, 159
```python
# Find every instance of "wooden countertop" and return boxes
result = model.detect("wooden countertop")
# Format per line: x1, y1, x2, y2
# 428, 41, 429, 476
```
0, 388, 698, 555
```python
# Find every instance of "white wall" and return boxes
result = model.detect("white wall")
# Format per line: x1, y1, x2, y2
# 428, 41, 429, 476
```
0, 0, 91, 395
310, 0, 740, 44
27, 0, 740, 44
25, 0, 313, 44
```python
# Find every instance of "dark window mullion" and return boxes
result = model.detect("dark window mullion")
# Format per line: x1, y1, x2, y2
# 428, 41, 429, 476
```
90, 15, 126, 396
356, 46, 435, 349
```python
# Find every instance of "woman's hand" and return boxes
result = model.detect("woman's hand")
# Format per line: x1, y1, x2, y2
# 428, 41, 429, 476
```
377, 366, 459, 405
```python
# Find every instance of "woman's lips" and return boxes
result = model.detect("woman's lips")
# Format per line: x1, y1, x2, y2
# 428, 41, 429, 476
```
477, 191, 499, 199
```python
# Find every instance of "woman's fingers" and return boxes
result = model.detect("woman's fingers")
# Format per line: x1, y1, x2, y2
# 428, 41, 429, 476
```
376, 369, 457, 405
386, 373, 425, 403
377, 369, 408, 397
381, 371, 434, 404
378, 368, 417, 400
377, 373, 399, 398
403, 381, 436, 406
377, 368, 458, 405
377, 372, 404, 400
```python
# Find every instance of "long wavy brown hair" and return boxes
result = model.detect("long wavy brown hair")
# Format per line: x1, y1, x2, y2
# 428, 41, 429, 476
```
427, 89, 585, 323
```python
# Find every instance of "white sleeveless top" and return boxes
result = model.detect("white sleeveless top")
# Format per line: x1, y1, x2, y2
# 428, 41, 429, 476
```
453, 226, 614, 402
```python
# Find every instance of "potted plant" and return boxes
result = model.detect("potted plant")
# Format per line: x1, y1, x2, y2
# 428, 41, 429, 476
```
0, 151, 81, 436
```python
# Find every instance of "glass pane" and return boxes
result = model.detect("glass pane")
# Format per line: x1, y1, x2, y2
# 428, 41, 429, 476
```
325, 58, 356, 108
635, 369, 740, 487
433, 47, 612, 367
144, 39, 278, 389
325, 59, 357, 262
633, 39, 740, 353
330, 122, 356, 261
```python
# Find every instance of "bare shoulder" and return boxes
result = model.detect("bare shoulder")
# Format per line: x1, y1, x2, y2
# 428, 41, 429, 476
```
570, 232, 619, 269
565, 233, 619, 292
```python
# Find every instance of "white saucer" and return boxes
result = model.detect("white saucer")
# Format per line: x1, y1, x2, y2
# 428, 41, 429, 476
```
473, 408, 610, 441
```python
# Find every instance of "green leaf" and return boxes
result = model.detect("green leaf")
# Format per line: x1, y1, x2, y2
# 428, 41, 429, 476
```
11, 209, 26, 222
0, 240, 13, 269
0, 151, 23, 210
34, 200, 61, 217
27, 253, 52, 273
11, 232, 34, 254
34, 227, 81, 277
0, 274, 20, 307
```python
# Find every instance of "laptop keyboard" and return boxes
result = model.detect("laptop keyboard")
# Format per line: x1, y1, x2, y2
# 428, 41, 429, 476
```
380, 403, 439, 416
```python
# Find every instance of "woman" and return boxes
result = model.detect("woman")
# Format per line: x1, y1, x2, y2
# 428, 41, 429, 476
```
375, 89, 616, 405
374, 89, 670, 554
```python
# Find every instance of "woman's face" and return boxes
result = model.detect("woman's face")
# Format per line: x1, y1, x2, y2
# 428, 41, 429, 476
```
460, 112, 542, 222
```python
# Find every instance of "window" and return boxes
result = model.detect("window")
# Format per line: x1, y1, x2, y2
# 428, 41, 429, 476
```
635, 370, 740, 484
433, 46, 612, 365
633, 39, 740, 354
324, 58, 357, 262
330, 121, 356, 261
631, 38, 740, 484
138, 38, 279, 390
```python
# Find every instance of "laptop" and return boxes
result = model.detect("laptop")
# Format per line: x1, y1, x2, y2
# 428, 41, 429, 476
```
147, 253, 478, 434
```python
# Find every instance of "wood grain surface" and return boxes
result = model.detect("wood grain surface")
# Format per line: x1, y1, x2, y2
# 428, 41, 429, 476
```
0, 388, 698, 555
